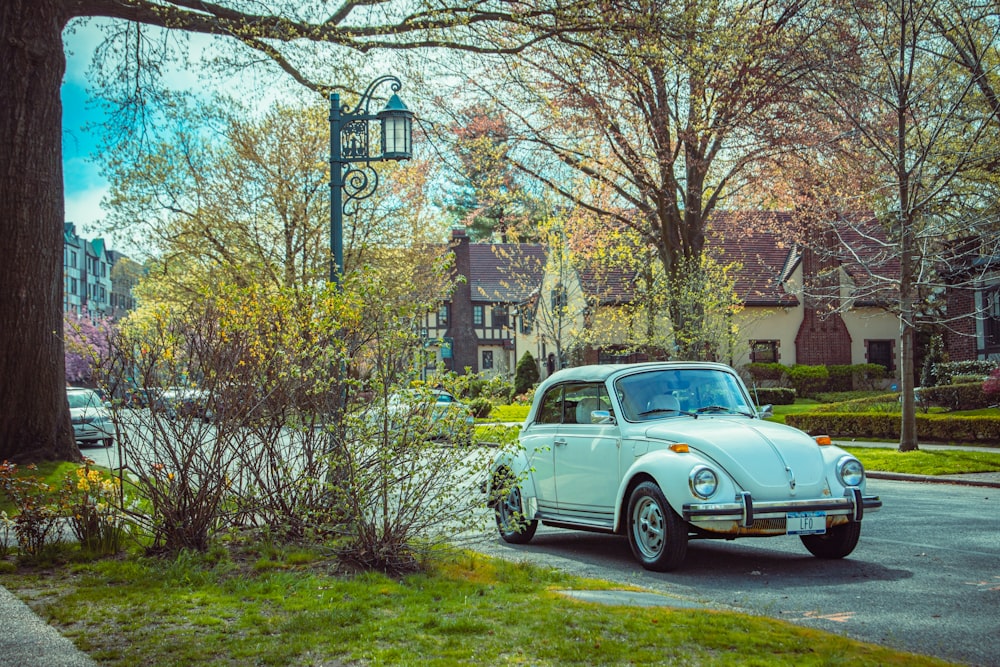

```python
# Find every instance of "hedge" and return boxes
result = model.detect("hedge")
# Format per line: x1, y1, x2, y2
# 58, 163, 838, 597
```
750, 387, 796, 405
787, 364, 829, 398
918, 382, 991, 411
786, 412, 1000, 443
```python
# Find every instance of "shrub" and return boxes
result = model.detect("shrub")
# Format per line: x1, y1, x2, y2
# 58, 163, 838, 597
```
788, 365, 829, 399
468, 397, 493, 419
983, 367, 1000, 404
743, 363, 788, 386
933, 360, 997, 386
919, 381, 991, 411
0, 462, 65, 558
514, 350, 540, 396
749, 387, 796, 405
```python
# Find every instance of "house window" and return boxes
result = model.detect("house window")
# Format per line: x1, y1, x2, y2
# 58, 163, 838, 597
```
520, 309, 533, 334
438, 304, 449, 325
985, 286, 1000, 352
551, 283, 567, 311
750, 340, 779, 363
492, 305, 508, 328
866, 339, 894, 372
473, 305, 484, 326
482, 350, 494, 370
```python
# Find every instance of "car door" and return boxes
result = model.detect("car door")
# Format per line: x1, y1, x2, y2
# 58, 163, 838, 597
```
521, 384, 561, 509
554, 382, 621, 522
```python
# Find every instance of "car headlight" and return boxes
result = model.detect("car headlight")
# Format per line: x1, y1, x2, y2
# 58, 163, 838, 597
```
689, 466, 718, 499
837, 457, 865, 487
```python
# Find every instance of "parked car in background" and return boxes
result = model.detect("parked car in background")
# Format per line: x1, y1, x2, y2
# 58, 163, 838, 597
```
157, 386, 213, 420
488, 362, 882, 571
67, 387, 114, 447
382, 388, 475, 444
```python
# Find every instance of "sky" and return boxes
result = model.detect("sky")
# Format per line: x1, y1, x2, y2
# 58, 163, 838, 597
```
62, 21, 114, 246
60, 17, 427, 257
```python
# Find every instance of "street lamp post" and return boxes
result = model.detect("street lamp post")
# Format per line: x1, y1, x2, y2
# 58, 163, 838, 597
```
329, 75, 414, 285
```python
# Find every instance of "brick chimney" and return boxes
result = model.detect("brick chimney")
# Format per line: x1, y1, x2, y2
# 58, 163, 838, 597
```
448, 228, 478, 374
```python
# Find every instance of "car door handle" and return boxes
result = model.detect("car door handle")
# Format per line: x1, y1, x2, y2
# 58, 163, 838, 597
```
554, 439, 568, 447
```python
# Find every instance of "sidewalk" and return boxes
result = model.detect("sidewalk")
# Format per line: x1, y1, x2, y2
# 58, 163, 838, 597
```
1, 439, 996, 666
0, 586, 96, 667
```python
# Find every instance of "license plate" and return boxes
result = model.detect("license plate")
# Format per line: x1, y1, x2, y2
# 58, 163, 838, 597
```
787, 511, 826, 535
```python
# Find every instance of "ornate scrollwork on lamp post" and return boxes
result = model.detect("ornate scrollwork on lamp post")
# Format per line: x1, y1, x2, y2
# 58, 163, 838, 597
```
329, 75, 413, 285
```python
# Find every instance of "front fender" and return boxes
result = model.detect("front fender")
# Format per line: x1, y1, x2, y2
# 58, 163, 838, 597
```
613, 446, 737, 532
488, 448, 539, 512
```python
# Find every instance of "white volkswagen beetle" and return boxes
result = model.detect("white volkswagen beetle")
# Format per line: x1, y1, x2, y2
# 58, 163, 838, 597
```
488, 362, 881, 571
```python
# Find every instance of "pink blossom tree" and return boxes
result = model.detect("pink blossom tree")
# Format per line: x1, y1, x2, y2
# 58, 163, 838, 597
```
64, 310, 112, 386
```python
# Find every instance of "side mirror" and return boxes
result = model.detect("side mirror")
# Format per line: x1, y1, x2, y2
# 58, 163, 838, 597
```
757, 404, 774, 419
591, 410, 615, 425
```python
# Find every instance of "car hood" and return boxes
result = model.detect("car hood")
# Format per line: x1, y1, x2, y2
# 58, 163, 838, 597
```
644, 417, 827, 497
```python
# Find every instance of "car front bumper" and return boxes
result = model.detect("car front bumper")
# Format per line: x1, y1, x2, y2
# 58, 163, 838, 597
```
682, 487, 881, 527
72, 422, 114, 442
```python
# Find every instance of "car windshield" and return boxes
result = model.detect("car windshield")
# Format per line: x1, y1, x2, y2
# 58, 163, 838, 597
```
614, 368, 755, 421
67, 390, 102, 409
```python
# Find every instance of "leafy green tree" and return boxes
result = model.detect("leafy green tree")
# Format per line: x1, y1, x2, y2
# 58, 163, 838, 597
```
462, 0, 824, 358
0, 0, 568, 463
435, 102, 545, 242
769, 0, 1000, 451
104, 96, 447, 307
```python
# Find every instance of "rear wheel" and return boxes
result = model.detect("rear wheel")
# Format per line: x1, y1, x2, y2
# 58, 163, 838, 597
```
102, 438, 113, 448
492, 471, 537, 544
626, 481, 687, 571
800, 521, 861, 559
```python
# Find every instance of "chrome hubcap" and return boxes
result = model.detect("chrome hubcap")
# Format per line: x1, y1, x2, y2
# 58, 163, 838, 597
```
633, 497, 665, 558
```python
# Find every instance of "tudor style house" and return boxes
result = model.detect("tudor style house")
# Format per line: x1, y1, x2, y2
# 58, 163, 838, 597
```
417, 228, 547, 379
421, 212, 903, 383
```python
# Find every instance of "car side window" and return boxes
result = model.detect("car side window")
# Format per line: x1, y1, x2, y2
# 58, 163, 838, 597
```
564, 383, 609, 425
536, 386, 563, 424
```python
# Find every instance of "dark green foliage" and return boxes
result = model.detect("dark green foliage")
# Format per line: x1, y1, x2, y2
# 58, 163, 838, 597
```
787, 365, 829, 399
468, 397, 493, 419
514, 350, 540, 397
921, 334, 945, 387
919, 381, 991, 411
751, 387, 796, 405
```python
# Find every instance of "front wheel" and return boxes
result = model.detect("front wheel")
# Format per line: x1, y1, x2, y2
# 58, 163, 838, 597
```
626, 481, 687, 571
800, 521, 861, 559
492, 472, 537, 544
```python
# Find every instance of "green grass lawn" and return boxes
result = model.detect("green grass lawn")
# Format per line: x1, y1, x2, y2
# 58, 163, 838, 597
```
1, 545, 951, 667
845, 446, 1000, 475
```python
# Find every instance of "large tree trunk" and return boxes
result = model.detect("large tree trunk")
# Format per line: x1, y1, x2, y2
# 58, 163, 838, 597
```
0, 0, 81, 463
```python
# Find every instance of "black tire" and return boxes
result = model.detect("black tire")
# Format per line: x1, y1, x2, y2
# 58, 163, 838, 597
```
492, 471, 538, 544
626, 481, 687, 571
800, 521, 861, 559
102, 438, 113, 448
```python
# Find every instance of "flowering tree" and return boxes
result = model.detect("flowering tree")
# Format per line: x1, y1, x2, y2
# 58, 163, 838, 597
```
64, 310, 112, 386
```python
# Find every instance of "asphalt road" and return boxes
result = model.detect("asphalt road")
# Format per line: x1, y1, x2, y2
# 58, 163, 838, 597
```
467, 478, 999, 667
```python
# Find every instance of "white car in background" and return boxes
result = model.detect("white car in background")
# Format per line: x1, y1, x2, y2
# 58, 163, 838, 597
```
488, 362, 881, 571
67, 387, 114, 447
